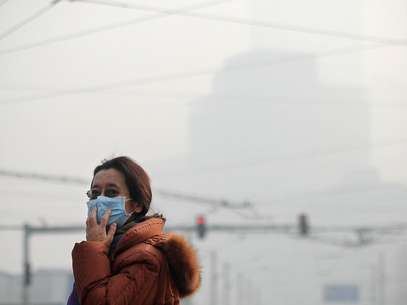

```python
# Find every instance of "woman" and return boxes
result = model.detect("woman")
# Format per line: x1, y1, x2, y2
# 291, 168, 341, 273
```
67, 156, 201, 305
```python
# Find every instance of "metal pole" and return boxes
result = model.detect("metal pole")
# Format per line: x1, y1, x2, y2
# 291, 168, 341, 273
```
370, 264, 376, 305
22, 224, 30, 305
378, 252, 386, 305
236, 273, 243, 305
210, 251, 218, 305
256, 288, 262, 305
183, 232, 194, 305
222, 263, 231, 305
245, 278, 251, 305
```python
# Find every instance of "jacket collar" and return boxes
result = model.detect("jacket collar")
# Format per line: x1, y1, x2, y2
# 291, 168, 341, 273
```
113, 216, 165, 256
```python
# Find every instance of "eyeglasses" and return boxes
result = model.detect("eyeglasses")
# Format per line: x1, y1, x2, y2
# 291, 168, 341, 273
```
86, 188, 120, 200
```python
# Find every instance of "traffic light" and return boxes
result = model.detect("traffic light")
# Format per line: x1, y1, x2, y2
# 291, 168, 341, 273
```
298, 213, 310, 237
196, 215, 207, 239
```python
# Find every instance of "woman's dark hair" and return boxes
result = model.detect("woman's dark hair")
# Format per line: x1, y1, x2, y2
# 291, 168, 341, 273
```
92, 156, 152, 216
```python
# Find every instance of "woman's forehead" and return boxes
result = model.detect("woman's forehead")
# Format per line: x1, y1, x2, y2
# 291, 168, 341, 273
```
92, 168, 126, 187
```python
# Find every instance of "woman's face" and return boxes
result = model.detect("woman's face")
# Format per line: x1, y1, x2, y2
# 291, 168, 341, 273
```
91, 168, 142, 215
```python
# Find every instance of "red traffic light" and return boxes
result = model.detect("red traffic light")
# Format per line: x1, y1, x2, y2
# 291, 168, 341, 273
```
195, 215, 207, 239
196, 215, 206, 225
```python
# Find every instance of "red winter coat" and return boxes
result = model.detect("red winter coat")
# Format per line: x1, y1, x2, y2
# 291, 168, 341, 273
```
72, 217, 201, 305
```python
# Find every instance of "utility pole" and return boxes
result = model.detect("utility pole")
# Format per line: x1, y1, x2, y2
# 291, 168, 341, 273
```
210, 251, 218, 305
236, 273, 243, 305
22, 224, 30, 305
0, 221, 403, 305
256, 288, 262, 305
370, 264, 376, 305
378, 252, 386, 305
221, 263, 231, 305
246, 278, 252, 305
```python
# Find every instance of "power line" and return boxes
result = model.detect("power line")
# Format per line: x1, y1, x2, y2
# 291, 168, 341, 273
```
74, 0, 407, 45
1, 137, 406, 183
0, 0, 61, 43
1, 170, 406, 247
0, 0, 230, 56
2, 222, 406, 237
0, 86, 404, 108
0, 169, 88, 185
0, 169, 252, 209
0, 85, 407, 108
60, 90, 407, 108
1, 0, 405, 56
0, 43, 391, 105
156, 189, 251, 209
0, 84, 61, 92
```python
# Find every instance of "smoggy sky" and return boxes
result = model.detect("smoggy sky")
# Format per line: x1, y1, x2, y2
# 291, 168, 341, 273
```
1, 1, 407, 304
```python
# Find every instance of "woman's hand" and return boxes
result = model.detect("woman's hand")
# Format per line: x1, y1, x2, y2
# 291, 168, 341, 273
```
86, 208, 117, 248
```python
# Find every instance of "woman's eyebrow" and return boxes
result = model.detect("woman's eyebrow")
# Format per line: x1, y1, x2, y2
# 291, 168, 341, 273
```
91, 183, 120, 188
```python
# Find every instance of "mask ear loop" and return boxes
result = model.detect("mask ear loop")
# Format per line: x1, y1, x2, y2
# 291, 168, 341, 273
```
123, 197, 139, 217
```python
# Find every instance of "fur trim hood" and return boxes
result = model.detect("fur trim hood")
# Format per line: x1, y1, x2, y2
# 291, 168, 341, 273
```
113, 217, 201, 298
158, 233, 201, 298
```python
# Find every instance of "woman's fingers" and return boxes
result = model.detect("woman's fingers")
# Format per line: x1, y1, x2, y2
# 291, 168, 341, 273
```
86, 207, 117, 244
87, 207, 97, 226
100, 209, 111, 227
106, 223, 117, 246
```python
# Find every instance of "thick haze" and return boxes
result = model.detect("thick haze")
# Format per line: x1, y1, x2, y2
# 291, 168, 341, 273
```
1, 1, 407, 305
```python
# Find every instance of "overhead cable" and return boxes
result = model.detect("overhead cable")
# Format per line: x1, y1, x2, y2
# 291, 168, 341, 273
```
0, 0, 230, 56
73, 0, 407, 45
0, 44, 389, 105
0, 0, 61, 43
0, 169, 252, 209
